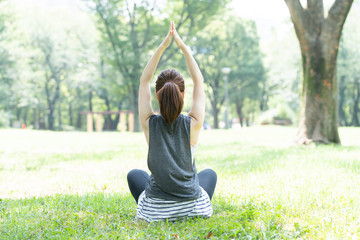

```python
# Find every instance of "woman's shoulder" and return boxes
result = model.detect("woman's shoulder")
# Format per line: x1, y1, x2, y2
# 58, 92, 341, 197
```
150, 114, 191, 127
179, 113, 191, 122
149, 114, 162, 122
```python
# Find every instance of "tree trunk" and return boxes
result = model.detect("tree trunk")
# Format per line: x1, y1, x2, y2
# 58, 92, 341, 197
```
76, 91, 84, 129
130, 84, 140, 132
76, 110, 82, 129
16, 107, 21, 121
260, 86, 268, 111
44, 53, 61, 131
211, 100, 219, 129
33, 108, 39, 130
69, 103, 73, 126
207, 80, 222, 129
23, 107, 29, 126
352, 78, 360, 126
296, 40, 340, 144
48, 108, 55, 130
103, 96, 111, 130
58, 105, 62, 130
338, 76, 347, 126
113, 113, 120, 130
100, 95, 121, 131
236, 101, 244, 127
39, 108, 45, 129
285, 0, 353, 144
88, 91, 94, 130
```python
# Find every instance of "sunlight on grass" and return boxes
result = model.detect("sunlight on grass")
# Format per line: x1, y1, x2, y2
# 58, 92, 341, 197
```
1, 126, 360, 238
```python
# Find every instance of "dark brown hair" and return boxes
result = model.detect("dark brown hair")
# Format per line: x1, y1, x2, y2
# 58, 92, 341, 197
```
155, 69, 185, 124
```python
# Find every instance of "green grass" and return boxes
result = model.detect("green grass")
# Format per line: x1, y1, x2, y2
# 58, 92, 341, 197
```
0, 126, 360, 239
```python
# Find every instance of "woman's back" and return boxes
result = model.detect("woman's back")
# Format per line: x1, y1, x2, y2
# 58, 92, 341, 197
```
146, 114, 201, 201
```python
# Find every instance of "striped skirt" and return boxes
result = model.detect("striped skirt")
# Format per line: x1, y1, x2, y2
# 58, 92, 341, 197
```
136, 187, 213, 222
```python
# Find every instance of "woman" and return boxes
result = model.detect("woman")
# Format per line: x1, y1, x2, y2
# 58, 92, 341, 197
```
127, 21, 217, 222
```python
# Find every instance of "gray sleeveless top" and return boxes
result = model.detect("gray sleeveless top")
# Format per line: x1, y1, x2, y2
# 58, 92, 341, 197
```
145, 114, 201, 201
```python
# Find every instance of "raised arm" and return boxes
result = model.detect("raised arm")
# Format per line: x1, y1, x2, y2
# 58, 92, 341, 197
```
138, 23, 173, 141
173, 22, 205, 145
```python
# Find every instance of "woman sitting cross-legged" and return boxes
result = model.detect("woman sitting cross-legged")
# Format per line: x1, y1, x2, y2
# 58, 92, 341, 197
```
127, 21, 217, 222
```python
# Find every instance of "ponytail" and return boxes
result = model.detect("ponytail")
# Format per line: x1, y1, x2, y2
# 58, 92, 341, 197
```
157, 81, 184, 124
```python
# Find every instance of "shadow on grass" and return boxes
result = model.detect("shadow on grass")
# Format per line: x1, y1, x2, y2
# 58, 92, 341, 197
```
0, 193, 302, 239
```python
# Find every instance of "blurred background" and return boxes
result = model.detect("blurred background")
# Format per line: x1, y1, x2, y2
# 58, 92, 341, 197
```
0, 0, 359, 132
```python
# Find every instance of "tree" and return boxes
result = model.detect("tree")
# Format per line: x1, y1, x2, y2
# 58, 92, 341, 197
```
261, 21, 302, 115
338, 38, 360, 126
16, 5, 100, 130
337, 8, 360, 127
2, 1, 104, 130
0, 1, 15, 127
87, 0, 227, 131
96, 58, 127, 130
285, 0, 353, 144
193, 14, 264, 128
228, 21, 265, 127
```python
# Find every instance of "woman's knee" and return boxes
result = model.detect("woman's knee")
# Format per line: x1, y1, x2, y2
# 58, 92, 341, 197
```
199, 168, 217, 179
127, 169, 138, 181
127, 169, 149, 182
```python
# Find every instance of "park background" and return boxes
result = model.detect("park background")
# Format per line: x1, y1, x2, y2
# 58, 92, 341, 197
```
1, 0, 360, 239
1, 0, 359, 132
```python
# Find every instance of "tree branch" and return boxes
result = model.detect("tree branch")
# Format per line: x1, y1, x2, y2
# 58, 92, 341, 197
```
321, 0, 353, 61
44, 54, 61, 107
159, 0, 194, 67
326, 0, 353, 36
306, 0, 324, 27
284, 0, 307, 41
97, 5, 125, 74
140, 12, 151, 48
140, 1, 156, 49
127, 2, 139, 50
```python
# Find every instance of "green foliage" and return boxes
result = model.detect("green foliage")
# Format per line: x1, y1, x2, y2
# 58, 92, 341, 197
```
0, 0, 358, 131
0, 1, 15, 120
261, 20, 302, 115
86, 0, 228, 131
337, 8, 360, 126
0, 2, 100, 130
193, 12, 265, 128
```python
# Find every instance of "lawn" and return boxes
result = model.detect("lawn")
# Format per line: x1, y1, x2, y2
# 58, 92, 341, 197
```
0, 126, 360, 239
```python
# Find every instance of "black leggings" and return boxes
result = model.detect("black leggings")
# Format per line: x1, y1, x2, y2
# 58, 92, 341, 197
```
127, 169, 217, 203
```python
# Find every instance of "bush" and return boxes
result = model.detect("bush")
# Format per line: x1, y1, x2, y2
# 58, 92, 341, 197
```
257, 104, 296, 126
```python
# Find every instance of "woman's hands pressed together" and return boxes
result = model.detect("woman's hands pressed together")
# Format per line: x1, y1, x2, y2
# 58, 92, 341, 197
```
161, 22, 174, 49
161, 21, 186, 50
172, 21, 186, 49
